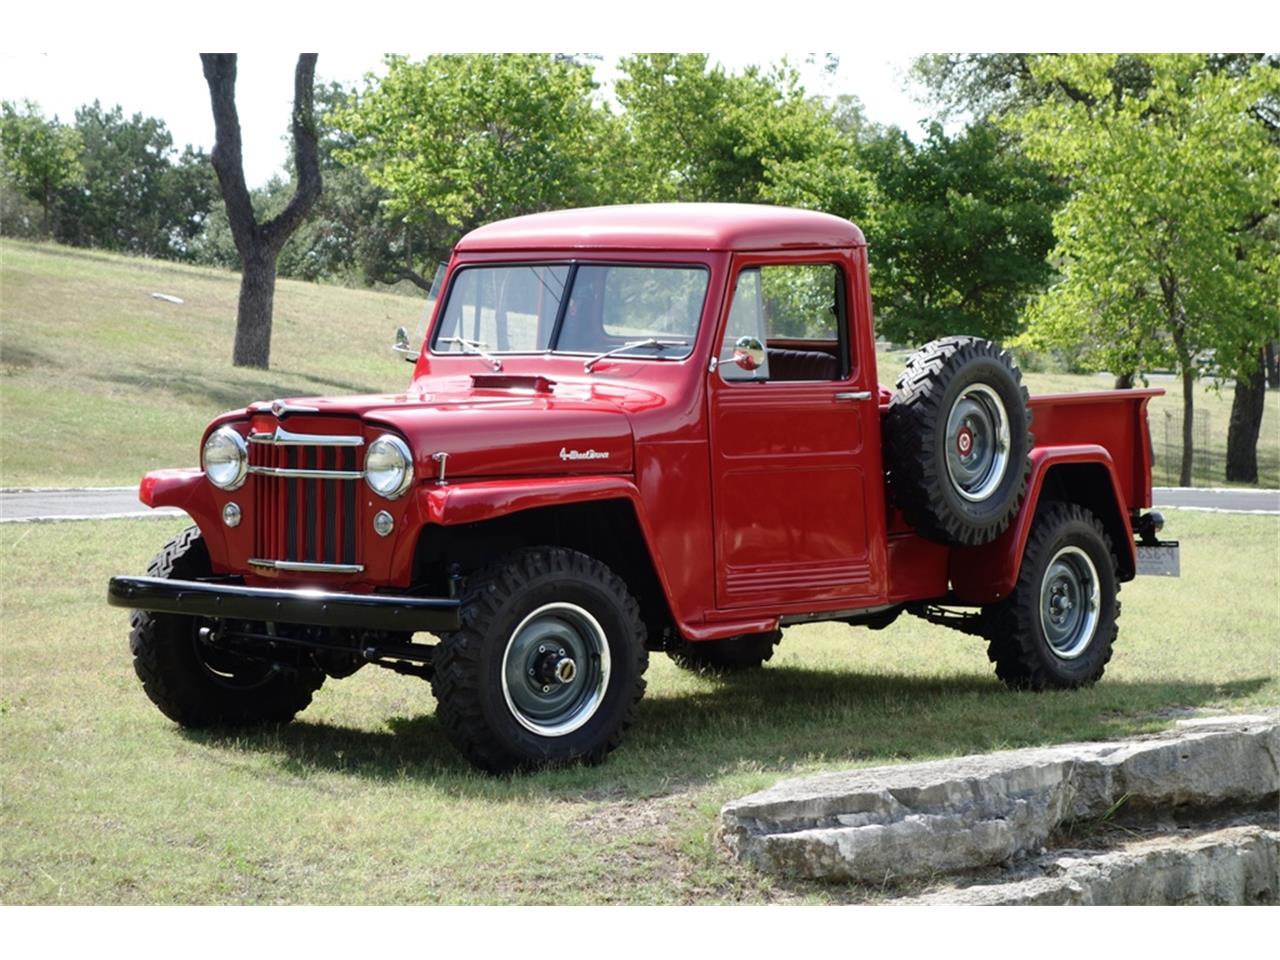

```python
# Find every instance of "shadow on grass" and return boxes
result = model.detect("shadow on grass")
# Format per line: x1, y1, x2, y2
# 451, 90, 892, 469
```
88, 361, 380, 411
179, 666, 1271, 799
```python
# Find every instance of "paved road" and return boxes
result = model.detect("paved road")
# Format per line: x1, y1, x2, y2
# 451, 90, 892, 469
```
0, 487, 185, 522
3, 484, 1278, 522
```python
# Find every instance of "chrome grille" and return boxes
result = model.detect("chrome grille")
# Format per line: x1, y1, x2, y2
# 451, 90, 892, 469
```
247, 425, 364, 571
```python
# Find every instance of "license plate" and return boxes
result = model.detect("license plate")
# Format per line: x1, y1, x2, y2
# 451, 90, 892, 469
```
1136, 541, 1180, 577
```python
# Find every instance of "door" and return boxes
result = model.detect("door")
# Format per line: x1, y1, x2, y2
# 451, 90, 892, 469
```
708, 254, 886, 612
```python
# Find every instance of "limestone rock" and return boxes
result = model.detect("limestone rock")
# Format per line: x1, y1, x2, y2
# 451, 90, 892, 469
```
720, 712, 1279, 883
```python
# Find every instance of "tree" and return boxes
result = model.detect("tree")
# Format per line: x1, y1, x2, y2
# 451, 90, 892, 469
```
334, 54, 607, 286
201, 53, 322, 369
54, 102, 215, 259
0, 100, 83, 236
858, 121, 1065, 346
612, 54, 870, 215
1007, 55, 1279, 486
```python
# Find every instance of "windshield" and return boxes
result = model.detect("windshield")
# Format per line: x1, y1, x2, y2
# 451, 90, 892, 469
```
431, 263, 708, 360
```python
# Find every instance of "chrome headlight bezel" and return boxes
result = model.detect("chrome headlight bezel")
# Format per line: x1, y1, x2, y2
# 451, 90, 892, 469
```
365, 434, 414, 500
202, 425, 248, 491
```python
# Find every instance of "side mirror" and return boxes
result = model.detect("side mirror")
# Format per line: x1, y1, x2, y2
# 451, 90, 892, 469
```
392, 326, 418, 363
732, 335, 765, 372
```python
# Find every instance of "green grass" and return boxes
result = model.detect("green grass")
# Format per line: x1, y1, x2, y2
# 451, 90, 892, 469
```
1, 239, 425, 487
3, 239, 1275, 489
2, 511, 1276, 904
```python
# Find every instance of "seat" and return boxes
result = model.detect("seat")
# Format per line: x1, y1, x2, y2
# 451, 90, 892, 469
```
765, 347, 839, 381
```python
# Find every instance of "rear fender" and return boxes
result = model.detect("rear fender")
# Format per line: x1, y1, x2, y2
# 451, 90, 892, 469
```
949, 446, 1136, 604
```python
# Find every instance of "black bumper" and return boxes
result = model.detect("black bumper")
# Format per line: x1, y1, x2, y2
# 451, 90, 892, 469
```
108, 575, 462, 633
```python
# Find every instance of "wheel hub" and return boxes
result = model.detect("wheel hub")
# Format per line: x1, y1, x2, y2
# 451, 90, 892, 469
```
1040, 546, 1101, 660
945, 384, 1011, 502
501, 603, 610, 737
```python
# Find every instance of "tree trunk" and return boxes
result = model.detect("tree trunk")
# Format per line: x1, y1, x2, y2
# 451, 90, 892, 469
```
1266, 341, 1279, 390
1113, 372, 1134, 389
1225, 354, 1266, 483
233, 250, 278, 368
1178, 363, 1195, 486
202, 53, 321, 370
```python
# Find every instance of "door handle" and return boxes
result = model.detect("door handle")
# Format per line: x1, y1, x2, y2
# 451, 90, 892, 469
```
834, 391, 874, 401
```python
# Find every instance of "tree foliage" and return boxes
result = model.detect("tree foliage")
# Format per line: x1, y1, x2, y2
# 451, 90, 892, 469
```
1007, 54, 1280, 484
54, 102, 214, 259
859, 121, 1065, 345
0, 100, 83, 235
336, 54, 607, 246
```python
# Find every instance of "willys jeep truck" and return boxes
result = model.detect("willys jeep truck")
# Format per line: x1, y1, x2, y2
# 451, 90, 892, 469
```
109, 204, 1179, 772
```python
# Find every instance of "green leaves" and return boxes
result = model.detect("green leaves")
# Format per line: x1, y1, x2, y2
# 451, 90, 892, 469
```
1007, 55, 1280, 382
335, 55, 605, 241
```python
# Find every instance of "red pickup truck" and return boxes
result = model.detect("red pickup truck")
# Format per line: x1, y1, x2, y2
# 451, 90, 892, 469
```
109, 204, 1178, 772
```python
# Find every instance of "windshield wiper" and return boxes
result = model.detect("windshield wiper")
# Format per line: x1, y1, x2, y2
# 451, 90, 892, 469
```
584, 338, 690, 373
439, 336, 502, 372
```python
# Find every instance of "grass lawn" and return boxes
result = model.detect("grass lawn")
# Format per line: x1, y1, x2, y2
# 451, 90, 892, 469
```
1, 240, 425, 488
3, 239, 1276, 489
1, 510, 1275, 905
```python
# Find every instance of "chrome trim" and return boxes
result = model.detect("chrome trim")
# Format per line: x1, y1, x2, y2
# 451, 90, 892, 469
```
249, 558, 365, 574
247, 466, 364, 480
834, 391, 874, 401
432, 451, 449, 485
248, 428, 364, 447
203, 426, 249, 491
365, 434, 414, 500
251, 399, 322, 416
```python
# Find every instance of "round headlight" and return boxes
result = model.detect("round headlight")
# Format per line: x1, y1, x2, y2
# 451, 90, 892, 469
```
365, 434, 413, 499
203, 426, 247, 491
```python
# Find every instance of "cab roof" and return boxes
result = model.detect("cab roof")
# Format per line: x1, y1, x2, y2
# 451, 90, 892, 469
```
454, 203, 866, 254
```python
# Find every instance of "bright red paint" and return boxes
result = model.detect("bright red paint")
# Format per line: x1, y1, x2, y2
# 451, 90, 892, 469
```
142, 204, 1160, 639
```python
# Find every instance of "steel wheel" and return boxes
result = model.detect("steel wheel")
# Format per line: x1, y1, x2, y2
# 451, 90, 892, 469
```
945, 383, 1011, 502
1039, 545, 1101, 660
501, 602, 611, 737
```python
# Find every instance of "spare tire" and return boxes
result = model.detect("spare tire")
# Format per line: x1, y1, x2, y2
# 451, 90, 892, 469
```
885, 336, 1032, 546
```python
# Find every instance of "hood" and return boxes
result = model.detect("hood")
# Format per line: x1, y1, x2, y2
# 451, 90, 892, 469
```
240, 376, 639, 481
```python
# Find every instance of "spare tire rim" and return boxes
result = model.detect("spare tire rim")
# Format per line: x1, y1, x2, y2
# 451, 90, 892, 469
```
1039, 546, 1101, 659
501, 602, 611, 737
945, 383, 1011, 502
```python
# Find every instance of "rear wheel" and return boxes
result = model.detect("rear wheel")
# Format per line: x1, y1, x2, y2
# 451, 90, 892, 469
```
128, 527, 324, 727
431, 547, 648, 773
983, 504, 1120, 690
666, 630, 782, 674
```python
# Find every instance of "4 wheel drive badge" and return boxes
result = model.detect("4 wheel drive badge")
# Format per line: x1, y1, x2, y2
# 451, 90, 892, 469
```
559, 447, 609, 461
956, 426, 974, 457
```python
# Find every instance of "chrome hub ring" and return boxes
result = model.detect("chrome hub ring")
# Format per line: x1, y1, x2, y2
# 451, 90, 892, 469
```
945, 383, 1011, 502
501, 602, 610, 737
1039, 546, 1101, 659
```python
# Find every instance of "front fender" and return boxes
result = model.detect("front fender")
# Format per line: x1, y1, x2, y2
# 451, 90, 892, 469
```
137, 468, 231, 571
949, 446, 1136, 605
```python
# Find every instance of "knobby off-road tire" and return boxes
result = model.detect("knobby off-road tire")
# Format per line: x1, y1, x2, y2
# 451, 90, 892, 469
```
983, 503, 1121, 690
431, 547, 648, 773
886, 336, 1033, 546
128, 526, 324, 727
666, 629, 782, 675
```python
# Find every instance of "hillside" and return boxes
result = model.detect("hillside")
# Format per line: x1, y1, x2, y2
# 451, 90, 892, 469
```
1, 239, 1275, 487
1, 240, 425, 487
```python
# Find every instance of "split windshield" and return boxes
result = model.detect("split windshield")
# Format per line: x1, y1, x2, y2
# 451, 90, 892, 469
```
431, 263, 708, 360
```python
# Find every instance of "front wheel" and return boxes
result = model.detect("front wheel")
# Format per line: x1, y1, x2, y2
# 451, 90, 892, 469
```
983, 503, 1120, 690
128, 527, 324, 727
431, 548, 648, 773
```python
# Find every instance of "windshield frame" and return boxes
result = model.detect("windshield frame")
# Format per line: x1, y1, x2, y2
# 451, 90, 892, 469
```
427, 259, 712, 362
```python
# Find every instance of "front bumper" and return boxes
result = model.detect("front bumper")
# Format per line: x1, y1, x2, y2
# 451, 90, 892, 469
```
107, 575, 462, 633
